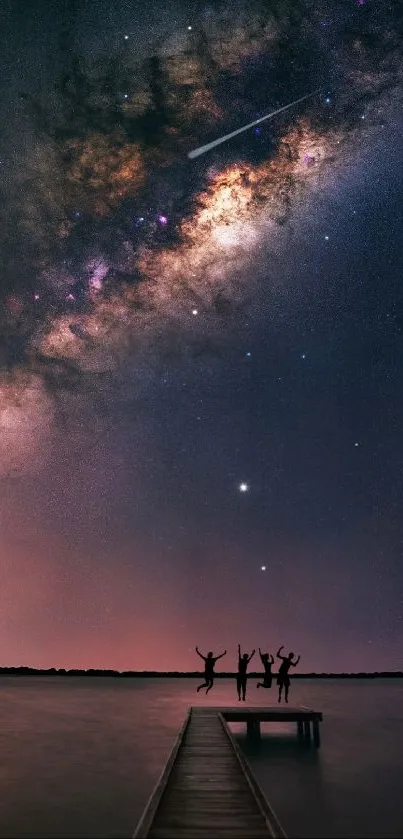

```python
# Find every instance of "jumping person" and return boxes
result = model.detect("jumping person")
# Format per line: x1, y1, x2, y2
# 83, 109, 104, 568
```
256, 648, 274, 689
236, 643, 255, 701
276, 645, 300, 703
195, 646, 226, 694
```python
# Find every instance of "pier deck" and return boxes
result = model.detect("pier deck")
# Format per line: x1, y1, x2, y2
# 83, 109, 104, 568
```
218, 706, 323, 747
133, 707, 287, 838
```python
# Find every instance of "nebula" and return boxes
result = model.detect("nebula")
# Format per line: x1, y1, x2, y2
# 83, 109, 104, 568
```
2, 0, 402, 470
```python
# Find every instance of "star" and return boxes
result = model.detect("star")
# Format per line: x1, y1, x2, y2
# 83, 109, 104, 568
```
245, 351, 251, 357
301, 353, 306, 359
261, 565, 267, 571
324, 235, 329, 241
187, 25, 192, 30
124, 35, 129, 40
192, 308, 198, 316
239, 482, 249, 492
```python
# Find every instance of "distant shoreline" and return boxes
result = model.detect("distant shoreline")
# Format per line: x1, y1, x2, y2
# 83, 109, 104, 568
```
0, 668, 402, 678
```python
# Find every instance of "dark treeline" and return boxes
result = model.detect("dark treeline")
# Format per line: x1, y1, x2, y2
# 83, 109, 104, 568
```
0, 668, 402, 678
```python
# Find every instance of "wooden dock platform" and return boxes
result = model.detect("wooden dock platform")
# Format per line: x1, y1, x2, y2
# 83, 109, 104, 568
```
218, 706, 323, 747
133, 707, 287, 838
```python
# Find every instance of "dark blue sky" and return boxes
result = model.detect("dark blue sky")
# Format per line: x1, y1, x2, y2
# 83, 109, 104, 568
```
0, 0, 402, 671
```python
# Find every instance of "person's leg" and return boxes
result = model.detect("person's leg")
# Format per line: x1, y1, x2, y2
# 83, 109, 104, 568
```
206, 678, 214, 694
242, 677, 247, 700
236, 676, 241, 700
285, 681, 289, 703
257, 682, 262, 688
278, 680, 283, 702
197, 680, 208, 692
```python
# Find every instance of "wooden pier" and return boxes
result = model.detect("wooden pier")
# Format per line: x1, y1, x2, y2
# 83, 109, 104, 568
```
218, 706, 323, 748
133, 707, 288, 838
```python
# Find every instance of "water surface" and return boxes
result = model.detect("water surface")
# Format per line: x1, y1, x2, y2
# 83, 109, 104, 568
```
0, 676, 402, 837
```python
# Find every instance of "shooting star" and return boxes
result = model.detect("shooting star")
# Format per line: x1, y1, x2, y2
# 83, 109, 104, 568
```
188, 89, 321, 159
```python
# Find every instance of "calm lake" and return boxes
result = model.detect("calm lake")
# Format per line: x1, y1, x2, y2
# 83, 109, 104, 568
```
0, 676, 402, 838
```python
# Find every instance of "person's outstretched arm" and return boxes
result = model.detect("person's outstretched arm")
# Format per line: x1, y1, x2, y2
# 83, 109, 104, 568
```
195, 646, 206, 660
291, 654, 301, 666
277, 645, 285, 659
216, 650, 227, 660
248, 649, 256, 663
259, 647, 264, 662
270, 654, 274, 664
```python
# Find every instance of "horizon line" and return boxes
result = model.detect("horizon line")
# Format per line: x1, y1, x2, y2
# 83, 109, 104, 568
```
0, 667, 402, 677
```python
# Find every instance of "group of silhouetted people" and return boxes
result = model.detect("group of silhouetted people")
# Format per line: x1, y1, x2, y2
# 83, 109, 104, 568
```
195, 644, 300, 703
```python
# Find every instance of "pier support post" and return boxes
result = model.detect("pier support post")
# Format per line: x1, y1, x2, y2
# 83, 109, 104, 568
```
247, 719, 261, 740
303, 720, 311, 747
297, 720, 304, 743
312, 719, 321, 748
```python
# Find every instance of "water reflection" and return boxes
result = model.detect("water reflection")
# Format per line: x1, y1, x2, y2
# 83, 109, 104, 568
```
236, 731, 332, 838
0, 677, 401, 838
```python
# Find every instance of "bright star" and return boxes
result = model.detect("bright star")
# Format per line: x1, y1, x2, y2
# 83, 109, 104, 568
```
246, 351, 251, 357
192, 308, 198, 316
187, 25, 192, 30
301, 353, 306, 359
325, 235, 329, 241
261, 565, 267, 571
124, 35, 129, 40
239, 482, 249, 492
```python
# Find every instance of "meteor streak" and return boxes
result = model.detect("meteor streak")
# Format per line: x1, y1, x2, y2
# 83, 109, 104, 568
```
188, 90, 321, 159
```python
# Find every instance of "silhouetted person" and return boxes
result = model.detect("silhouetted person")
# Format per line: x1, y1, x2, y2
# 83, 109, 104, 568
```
276, 645, 300, 703
256, 648, 274, 689
195, 646, 226, 694
236, 643, 255, 701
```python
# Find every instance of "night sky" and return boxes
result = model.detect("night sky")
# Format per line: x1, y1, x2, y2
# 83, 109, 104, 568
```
1, 0, 402, 672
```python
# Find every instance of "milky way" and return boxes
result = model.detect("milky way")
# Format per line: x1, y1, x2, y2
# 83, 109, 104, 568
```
1, 0, 402, 473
